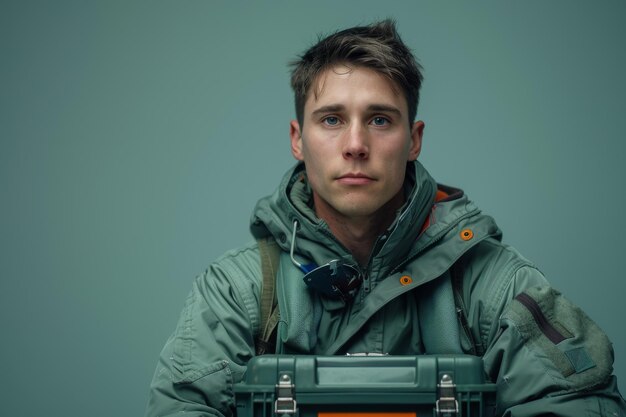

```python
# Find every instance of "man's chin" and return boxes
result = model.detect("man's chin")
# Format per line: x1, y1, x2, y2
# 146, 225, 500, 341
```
332, 201, 384, 219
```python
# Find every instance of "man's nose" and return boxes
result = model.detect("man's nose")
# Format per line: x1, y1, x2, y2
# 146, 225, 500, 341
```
342, 124, 369, 160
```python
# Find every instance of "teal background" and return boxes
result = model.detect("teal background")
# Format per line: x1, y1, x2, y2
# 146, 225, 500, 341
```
1, 1, 625, 415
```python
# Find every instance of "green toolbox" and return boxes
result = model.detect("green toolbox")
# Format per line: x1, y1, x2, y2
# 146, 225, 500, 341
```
234, 355, 496, 417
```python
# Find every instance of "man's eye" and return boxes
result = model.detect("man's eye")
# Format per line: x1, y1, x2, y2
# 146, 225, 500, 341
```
371, 116, 389, 126
323, 116, 340, 126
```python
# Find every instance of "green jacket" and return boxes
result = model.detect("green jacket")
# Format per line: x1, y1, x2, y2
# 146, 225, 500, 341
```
145, 162, 625, 416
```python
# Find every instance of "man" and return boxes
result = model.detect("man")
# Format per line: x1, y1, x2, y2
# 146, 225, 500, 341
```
145, 20, 625, 416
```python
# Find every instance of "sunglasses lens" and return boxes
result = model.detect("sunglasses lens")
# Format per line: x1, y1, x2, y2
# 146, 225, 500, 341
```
303, 260, 361, 300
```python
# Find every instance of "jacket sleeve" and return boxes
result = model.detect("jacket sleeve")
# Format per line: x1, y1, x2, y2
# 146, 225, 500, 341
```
467, 241, 626, 416
144, 246, 261, 417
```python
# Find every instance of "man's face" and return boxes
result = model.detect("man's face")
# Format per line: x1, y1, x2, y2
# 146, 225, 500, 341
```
290, 65, 423, 221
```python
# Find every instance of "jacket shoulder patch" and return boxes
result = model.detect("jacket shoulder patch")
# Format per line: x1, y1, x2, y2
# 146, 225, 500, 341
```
504, 286, 613, 391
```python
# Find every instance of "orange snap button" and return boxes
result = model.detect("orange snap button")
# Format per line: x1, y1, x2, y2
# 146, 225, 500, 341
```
460, 229, 473, 241
400, 275, 413, 285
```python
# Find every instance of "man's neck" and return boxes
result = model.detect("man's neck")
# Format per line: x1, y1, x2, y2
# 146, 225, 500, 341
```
313, 191, 405, 267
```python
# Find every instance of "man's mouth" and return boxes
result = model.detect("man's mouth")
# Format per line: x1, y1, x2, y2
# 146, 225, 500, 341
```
336, 172, 375, 185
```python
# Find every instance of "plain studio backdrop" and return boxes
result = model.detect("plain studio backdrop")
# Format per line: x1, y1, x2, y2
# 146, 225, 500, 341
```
1, 1, 625, 416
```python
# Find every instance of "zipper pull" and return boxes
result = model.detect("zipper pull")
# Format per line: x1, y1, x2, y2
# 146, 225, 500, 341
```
362, 272, 370, 293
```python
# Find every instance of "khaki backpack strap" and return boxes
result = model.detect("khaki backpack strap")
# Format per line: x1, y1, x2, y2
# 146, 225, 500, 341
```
255, 237, 281, 355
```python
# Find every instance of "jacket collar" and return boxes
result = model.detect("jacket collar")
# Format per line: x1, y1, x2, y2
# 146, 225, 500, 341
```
250, 161, 439, 279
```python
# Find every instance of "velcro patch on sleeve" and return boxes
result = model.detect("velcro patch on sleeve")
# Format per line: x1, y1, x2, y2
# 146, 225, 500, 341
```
504, 286, 613, 391
564, 347, 596, 374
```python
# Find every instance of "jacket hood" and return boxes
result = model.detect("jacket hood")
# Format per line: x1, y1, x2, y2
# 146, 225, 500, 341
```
250, 161, 487, 279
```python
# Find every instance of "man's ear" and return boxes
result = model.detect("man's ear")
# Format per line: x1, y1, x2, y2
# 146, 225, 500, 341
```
408, 120, 424, 161
290, 120, 304, 161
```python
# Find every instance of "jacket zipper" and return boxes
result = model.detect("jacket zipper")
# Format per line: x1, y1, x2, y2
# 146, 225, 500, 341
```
455, 307, 477, 355
361, 271, 370, 293
515, 292, 568, 344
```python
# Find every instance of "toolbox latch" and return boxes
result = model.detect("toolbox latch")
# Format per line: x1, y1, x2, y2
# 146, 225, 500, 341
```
436, 373, 459, 417
274, 373, 297, 415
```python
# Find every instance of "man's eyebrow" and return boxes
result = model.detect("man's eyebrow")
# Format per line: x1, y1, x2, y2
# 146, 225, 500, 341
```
367, 104, 402, 117
311, 104, 345, 116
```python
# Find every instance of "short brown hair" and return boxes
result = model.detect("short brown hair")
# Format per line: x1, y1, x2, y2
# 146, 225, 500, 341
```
290, 19, 423, 126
